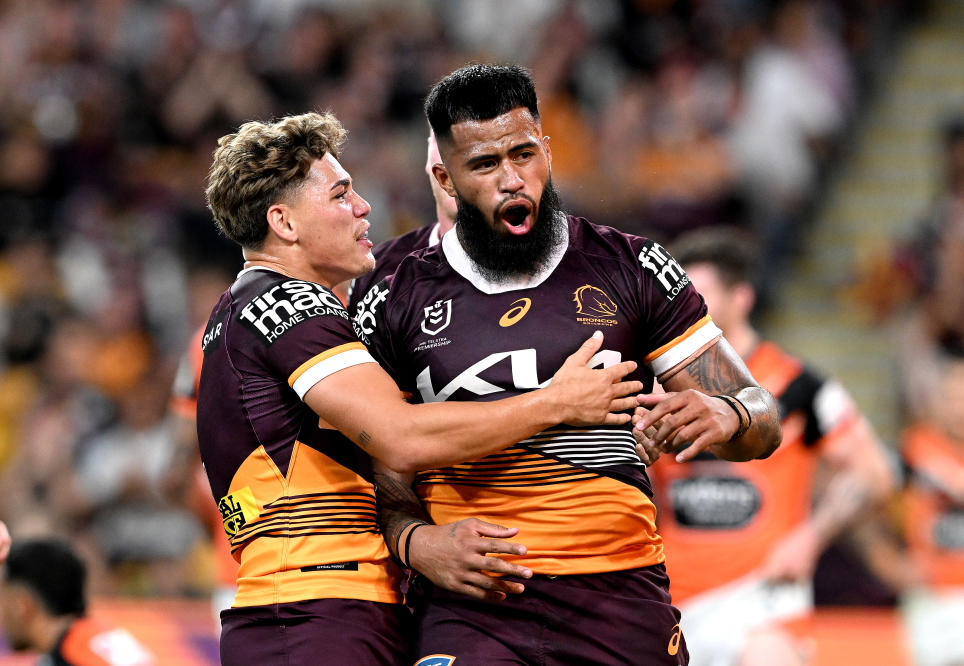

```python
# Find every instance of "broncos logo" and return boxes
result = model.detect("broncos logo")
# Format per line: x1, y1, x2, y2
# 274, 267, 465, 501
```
573, 285, 618, 318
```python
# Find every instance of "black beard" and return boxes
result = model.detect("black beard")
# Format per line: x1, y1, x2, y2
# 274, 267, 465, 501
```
455, 180, 564, 283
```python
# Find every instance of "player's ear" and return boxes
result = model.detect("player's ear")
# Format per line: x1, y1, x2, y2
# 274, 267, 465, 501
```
432, 164, 457, 198
266, 203, 298, 242
543, 135, 552, 164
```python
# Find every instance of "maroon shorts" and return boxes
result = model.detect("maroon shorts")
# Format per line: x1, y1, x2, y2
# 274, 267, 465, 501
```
220, 598, 410, 665
409, 564, 688, 666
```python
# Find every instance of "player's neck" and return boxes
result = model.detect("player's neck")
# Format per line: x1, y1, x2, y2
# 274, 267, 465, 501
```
241, 251, 333, 288
34, 615, 75, 654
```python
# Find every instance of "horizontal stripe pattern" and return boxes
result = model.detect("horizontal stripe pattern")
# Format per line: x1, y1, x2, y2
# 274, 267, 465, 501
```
521, 428, 644, 468
290, 346, 376, 398
417, 427, 642, 488
230, 492, 379, 548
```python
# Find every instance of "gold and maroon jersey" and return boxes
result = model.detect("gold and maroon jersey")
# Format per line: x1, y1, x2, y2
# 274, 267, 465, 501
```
355, 214, 718, 576
650, 340, 865, 602
901, 423, 964, 588
197, 267, 403, 607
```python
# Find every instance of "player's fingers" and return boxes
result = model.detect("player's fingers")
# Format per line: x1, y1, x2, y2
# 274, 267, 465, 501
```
604, 360, 638, 381
674, 434, 714, 463
633, 395, 676, 430
449, 581, 508, 602
469, 520, 521, 540
463, 571, 526, 596
608, 396, 639, 413
637, 392, 674, 406
602, 412, 632, 425
609, 380, 643, 398
477, 555, 532, 580
476, 538, 528, 559
565, 330, 604, 367
636, 440, 662, 464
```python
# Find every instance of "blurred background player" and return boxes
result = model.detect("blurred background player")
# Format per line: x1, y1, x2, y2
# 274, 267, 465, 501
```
1, 537, 154, 666
347, 129, 458, 316
0, 521, 9, 563
898, 354, 964, 666
648, 227, 895, 665
168, 323, 238, 629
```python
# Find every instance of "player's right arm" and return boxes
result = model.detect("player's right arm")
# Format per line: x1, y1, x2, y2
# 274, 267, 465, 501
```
305, 330, 640, 473
373, 464, 531, 601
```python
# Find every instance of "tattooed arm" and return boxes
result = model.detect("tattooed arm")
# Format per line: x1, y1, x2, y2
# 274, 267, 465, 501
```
374, 464, 531, 601
633, 338, 781, 463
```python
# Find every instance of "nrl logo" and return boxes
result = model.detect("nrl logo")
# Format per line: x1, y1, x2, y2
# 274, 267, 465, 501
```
421, 299, 452, 336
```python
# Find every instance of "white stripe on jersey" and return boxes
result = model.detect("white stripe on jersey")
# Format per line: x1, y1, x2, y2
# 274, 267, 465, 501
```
292, 348, 377, 399
520, 428, 644, 468
648, 320, 722, 377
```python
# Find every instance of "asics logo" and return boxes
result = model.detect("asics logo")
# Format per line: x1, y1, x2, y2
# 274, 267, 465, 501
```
499, 298, 532, 327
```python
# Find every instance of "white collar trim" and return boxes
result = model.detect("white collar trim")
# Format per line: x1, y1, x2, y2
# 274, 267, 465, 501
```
428, 222, 441, 247
441, 213, 569, 294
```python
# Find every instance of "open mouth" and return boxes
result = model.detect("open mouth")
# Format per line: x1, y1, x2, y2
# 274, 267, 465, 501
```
500, 203, 533, 235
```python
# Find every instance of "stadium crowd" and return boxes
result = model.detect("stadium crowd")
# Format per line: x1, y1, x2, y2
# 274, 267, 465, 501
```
3, 1, 961, 665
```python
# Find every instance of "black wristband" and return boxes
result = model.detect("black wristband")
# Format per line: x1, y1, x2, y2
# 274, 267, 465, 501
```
714, 394, 751, 440
393, 519, 423, 564
403, 522, 428, 569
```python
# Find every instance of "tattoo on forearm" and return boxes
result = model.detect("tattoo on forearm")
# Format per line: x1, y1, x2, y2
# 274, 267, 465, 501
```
684, 344, 745, 394
374, 471, 428, 558
358, 431, 372, 447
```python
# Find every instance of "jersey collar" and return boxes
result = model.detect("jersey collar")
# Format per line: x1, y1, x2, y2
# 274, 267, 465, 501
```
442, 213, 569, 294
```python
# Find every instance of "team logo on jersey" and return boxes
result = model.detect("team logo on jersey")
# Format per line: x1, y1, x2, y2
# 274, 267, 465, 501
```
421, 299, 452, 336
218, 486, 259, 539
638, 240, 689, 301
239, 280, 347, 344
573, 285, 618, 328
414, 656, 456, 666
499, 298, 532, 327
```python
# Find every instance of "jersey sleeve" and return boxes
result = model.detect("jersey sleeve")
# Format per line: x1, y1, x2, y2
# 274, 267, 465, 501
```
632, 238, 721, 378
236, 278, 377, 400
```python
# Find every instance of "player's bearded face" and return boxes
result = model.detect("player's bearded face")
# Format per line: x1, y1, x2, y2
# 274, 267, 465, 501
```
455, 179, 564, 282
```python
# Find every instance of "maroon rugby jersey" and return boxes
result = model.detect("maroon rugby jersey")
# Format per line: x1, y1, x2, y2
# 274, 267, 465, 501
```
197, 267, 403, 607
354, 214, 719, 575
347, 221, 440, 316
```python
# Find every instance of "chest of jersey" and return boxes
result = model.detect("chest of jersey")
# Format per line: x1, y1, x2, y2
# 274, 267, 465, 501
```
393, 255, 646, 403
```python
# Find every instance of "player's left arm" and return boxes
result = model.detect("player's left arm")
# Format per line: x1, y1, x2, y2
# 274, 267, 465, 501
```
761, 395, 895, 581
634, 337, 781, 463
373, 463, 532, 601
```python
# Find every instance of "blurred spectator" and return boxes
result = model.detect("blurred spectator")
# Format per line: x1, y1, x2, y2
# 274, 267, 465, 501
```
650, 228, 894, 666
727, 1, 849, 277
898, 354, 964, 666
0, 521, 9, 562
853, 115, 964, 424
0, 537, 155, 665
0, 0, 906, 600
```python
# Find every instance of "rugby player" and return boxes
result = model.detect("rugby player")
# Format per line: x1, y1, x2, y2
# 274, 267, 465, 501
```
198, 110, 643, 664
355, 64, 782, 665
651, 228, 894, 666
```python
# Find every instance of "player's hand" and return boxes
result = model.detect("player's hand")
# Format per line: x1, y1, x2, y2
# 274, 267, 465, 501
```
634, 390, 740, 462
0, 521, 10, 562
550, 331, 641, 426
631, 407, 662, 465
407, 518, 532, 602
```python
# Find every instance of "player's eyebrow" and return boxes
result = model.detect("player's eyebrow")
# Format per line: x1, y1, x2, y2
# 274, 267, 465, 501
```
464, 141, 538, 168
330, 178, 350, 191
